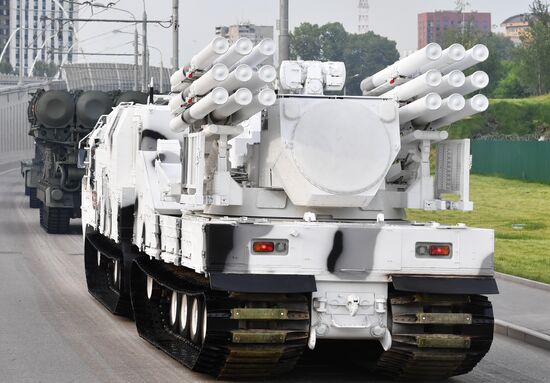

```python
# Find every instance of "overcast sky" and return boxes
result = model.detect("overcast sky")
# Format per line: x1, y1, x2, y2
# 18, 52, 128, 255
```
77, 0, 534, 68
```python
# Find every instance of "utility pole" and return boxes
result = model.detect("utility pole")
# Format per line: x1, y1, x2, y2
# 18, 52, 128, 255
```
278, 0, 289, 66
142, 10, 148, 92
134, 28, 139, 91
18, 0, 24, 84
172, 0, 179, 72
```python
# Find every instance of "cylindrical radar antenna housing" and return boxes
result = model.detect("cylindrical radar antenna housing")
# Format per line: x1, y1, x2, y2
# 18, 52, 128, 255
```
212, 88, 253, 121
34, 90, 75, 128
76, 91, 113, 129
190, 37, 229, 72
361, 43, 442, 93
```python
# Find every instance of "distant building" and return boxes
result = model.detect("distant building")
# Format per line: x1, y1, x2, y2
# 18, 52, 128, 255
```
501, 14, 530, 45
6, 0, 78, 76
418, 11, 491, 49
215, 23, 274, 45
0, 0, 10, 64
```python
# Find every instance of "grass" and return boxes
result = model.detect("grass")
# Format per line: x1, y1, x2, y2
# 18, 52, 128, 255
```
407, 175, 550, 284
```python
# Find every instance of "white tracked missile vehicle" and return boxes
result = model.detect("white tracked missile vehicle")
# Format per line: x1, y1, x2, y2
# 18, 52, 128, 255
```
80, 38, 497, 380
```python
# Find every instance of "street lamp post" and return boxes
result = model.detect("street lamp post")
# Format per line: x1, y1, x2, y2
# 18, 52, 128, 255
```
18, 2, 23, 84
142, 7, 148, 92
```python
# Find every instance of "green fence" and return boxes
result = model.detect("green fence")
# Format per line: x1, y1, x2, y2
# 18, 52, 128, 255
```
471, 140, 550, 183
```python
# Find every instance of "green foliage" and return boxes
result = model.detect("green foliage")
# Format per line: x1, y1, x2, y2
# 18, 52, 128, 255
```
32, 60, 58, 78
517, 0, 550, 95
290, 22, 399, 96
408, 175, 550, 284
0, 61, 13, 75
443, 27, 517, 97
492, 61, 530, 99
447, 94, 550, 138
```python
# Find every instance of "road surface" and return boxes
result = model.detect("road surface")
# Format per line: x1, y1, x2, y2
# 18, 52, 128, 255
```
1, 167, 549, 383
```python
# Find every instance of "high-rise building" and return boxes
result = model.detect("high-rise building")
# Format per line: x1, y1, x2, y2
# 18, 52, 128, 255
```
8, 0, 78, 76
0, 0, 10, 64
501, 14, 530, 45
215, 23, 273, 45
358, 0, 369, 34
418, 11, 491, 49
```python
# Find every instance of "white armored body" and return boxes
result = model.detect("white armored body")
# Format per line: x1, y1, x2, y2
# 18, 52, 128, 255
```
80, 38, 496, 380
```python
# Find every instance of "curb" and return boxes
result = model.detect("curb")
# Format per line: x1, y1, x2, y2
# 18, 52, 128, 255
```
495, 319, 550, 352
495, 272, 550, 293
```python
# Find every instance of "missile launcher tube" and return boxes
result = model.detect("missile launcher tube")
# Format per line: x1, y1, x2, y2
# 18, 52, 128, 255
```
168, 92, 186, 116
189, 36, 229, 72
381, 69, 442, 101
170, 68, 191, 93
360, 43, 442, 93
442, 44, 489, 74
218, 64, 253, 93
183, 87, 229, 123
185, 63, 229, 98
430, 94, 490, 130
413, 93, 466, 125
213, 37, 254, 68
453, 71, 490, 97
211, 88, 253, 121
399, 93, 442, 124
233, 38, 276, 69
246, 65, 277, 92
420, 43, 466, 73
418, 70, 465, 98
231, 88, 277, 124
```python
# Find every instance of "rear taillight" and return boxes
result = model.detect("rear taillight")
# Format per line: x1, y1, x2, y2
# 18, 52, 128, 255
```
416, 243, 452, 257
253, 241, 275, 253
251, 240, 289, 255
429, 245, 451, 256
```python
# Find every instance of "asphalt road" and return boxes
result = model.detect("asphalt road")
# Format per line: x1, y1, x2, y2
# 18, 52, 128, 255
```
1, 167, 550, 383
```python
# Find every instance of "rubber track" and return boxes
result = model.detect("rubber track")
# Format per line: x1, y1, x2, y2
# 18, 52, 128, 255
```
29, 188, 41, 209
131, 257, 311, 380
40, 206, 71, 234
375, 293, 494, 380
84, 233, 133, 317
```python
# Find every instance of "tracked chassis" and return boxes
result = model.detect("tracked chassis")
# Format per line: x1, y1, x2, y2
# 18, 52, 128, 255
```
84, 229, 495, 380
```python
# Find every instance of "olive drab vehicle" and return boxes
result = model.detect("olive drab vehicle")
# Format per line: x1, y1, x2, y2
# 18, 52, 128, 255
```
81, 38, 497, 380
25, 89, 148, 233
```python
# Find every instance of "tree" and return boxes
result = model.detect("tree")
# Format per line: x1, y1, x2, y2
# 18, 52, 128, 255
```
443, 24, 517, 97
343, 32, 399, 95
32, 60, 58, 78
518, 0, 550, 95
0, 61, 13, 75
290, 22, 399, 95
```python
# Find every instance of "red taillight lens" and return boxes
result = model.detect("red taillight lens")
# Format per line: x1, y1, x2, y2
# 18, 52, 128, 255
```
429, 245, 451, 256
253, 242, 275, 253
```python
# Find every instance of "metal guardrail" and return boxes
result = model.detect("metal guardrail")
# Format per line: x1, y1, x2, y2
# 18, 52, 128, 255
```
0, 80, 66, 153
